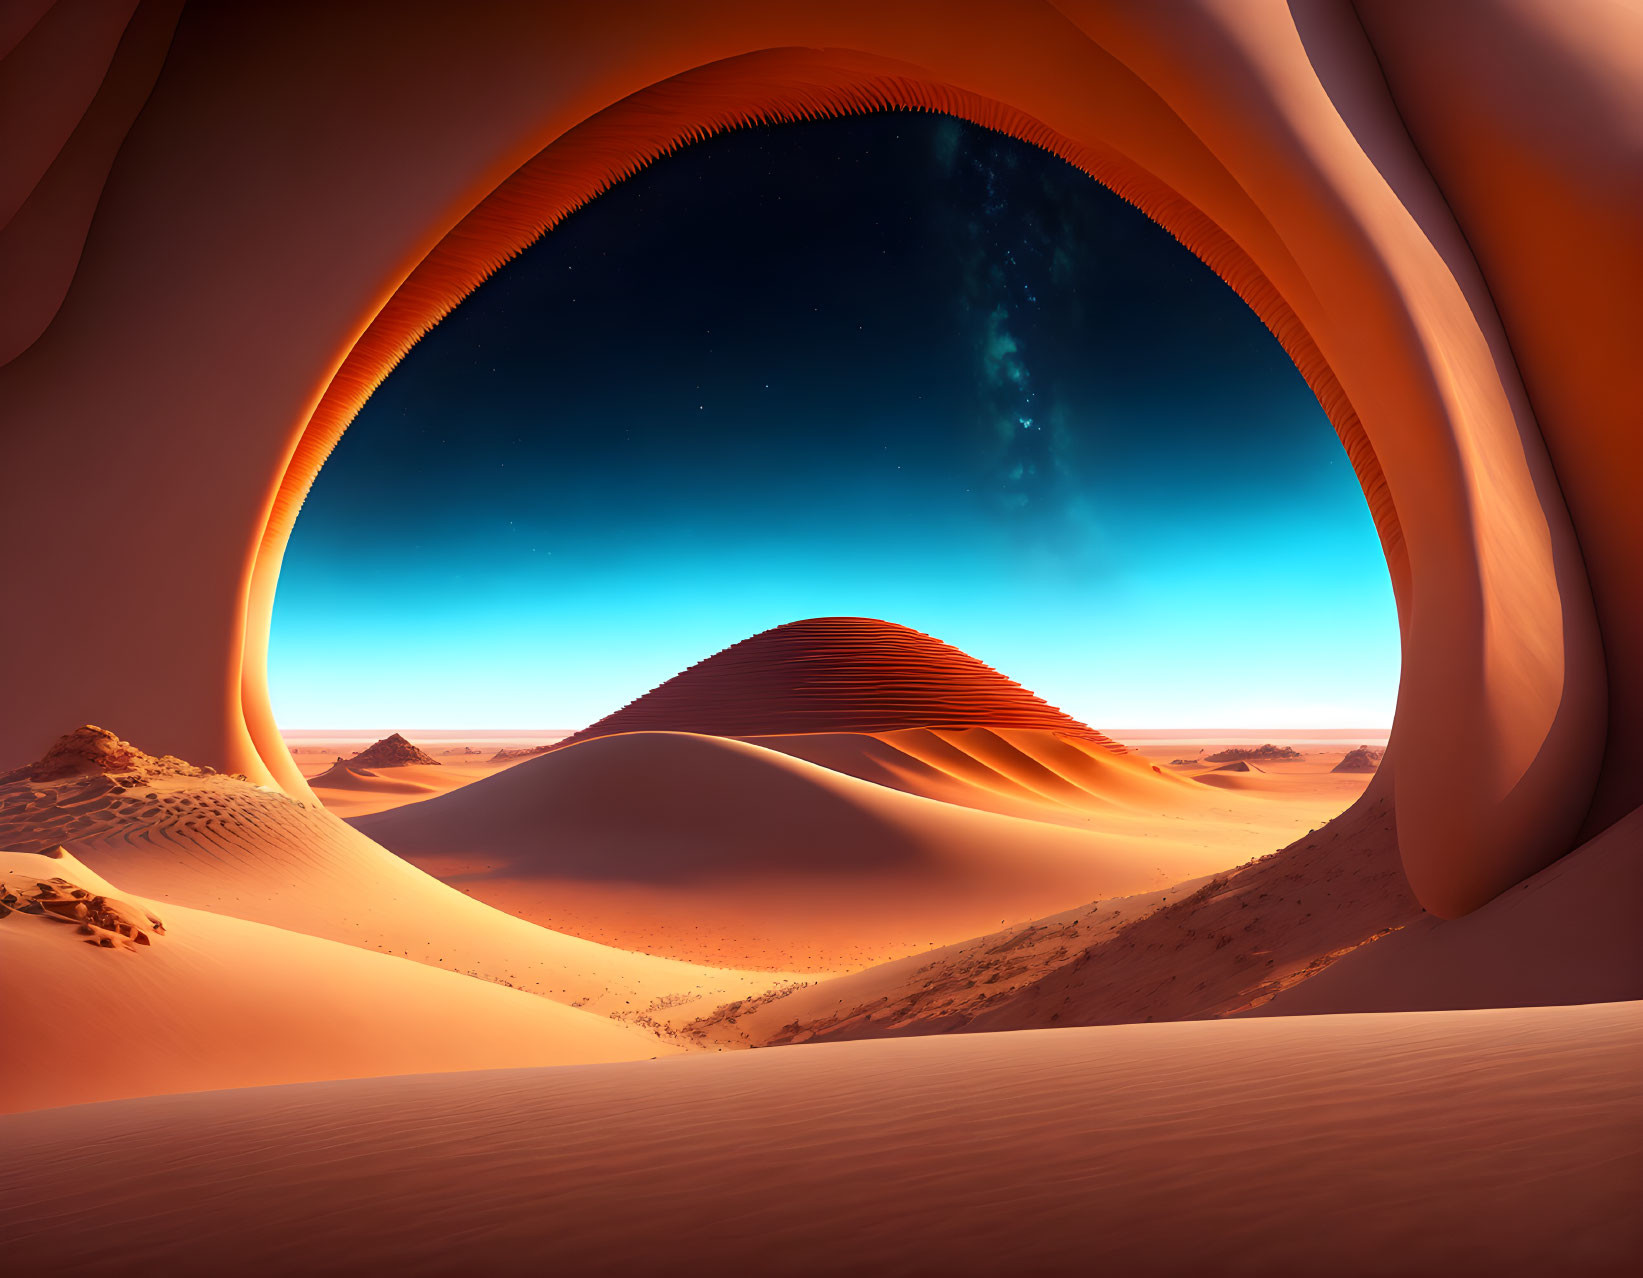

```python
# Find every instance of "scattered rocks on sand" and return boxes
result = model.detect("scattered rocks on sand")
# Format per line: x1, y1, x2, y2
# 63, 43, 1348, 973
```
0, 859, 165, 951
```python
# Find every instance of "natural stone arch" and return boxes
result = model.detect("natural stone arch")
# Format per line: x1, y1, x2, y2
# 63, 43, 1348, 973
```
0, 3, 1616, 920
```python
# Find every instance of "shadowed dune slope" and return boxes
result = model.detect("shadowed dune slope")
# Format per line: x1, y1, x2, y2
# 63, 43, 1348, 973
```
684, 787, 1417, 1045
0, 849, 669, 1114
3, 1004, 1637, 1276
354, 731, 1249, 971
552, 617, 1129, 750
1250, 803, 1643, 1016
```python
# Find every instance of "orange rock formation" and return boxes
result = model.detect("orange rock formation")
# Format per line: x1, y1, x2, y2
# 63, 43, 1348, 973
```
1333, 747, 1385, 774
0, 5, 1637, 920
343, 733, 439, 768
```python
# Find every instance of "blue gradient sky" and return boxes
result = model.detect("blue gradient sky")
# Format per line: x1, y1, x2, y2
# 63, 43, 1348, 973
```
270, 114, 1399, 730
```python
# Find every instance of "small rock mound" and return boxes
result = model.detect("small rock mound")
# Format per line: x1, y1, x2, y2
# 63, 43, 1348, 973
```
0, 860, 165, 951
489, 745, 553, 764
1204, 744, 1303, 764
1333, 746, 1385, 774
1, 725, 213, 784
346, 734, 439, 768
1212, 760, 1261, 773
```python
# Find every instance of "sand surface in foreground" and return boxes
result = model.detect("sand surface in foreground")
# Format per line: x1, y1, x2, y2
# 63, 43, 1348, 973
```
3, 1002, 1636, 1276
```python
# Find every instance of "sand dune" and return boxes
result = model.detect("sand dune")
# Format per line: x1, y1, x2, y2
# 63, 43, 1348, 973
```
3, 1002, 1636, 1276
1192, 763, 1292, 792
0, 732, 794, 1023
685, 785, 1416, 1045
308, 762, 444, 796
303, 732, 512, 817
748, 725, 1191, 826
551, 616, 1131, 749
355, 730, 1306, 970
0, 849, 670, 1113
1251, 804, 1643, 1016
306, 757, 537, 817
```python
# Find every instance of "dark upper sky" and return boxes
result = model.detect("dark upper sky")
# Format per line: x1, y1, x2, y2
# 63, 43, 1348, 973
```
271, 112, 1398, 729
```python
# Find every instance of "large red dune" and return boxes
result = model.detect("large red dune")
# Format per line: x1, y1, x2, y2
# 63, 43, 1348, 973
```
3, 1002, 1636, 1276
552, 615, 1127, 748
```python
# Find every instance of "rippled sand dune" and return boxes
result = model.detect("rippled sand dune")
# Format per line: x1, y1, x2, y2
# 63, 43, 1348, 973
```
4, 1002, 1635, 1276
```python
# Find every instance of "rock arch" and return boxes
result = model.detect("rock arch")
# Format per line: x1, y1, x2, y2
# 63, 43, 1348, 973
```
2, 1, 1635, 918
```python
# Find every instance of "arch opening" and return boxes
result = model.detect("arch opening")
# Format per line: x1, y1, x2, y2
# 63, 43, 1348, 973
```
79, 20, 1586, 925
244, 49, 1404, 799
267, 108, 1400, 777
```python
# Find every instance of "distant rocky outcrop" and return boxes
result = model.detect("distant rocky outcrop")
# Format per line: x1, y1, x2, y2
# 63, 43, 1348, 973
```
346, 734, 439, 768
1204, 744, 1302, 764
441, 746, 484, 757
1332, 746, 1385, 774
489, 745, 554, 764
1, 725, 216, 784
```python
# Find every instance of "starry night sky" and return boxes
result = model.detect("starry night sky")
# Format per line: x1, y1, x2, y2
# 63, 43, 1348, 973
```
270, 113, 1399, 730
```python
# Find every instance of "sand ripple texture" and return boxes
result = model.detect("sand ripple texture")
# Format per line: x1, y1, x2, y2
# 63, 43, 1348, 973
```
1, 1002, 1637, 1275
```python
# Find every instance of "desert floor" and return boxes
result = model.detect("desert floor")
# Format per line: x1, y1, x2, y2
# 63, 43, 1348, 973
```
3, 725, 1636, 1275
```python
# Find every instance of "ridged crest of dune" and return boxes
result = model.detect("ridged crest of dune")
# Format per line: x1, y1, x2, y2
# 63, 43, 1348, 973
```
555, 617, 1126, 749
